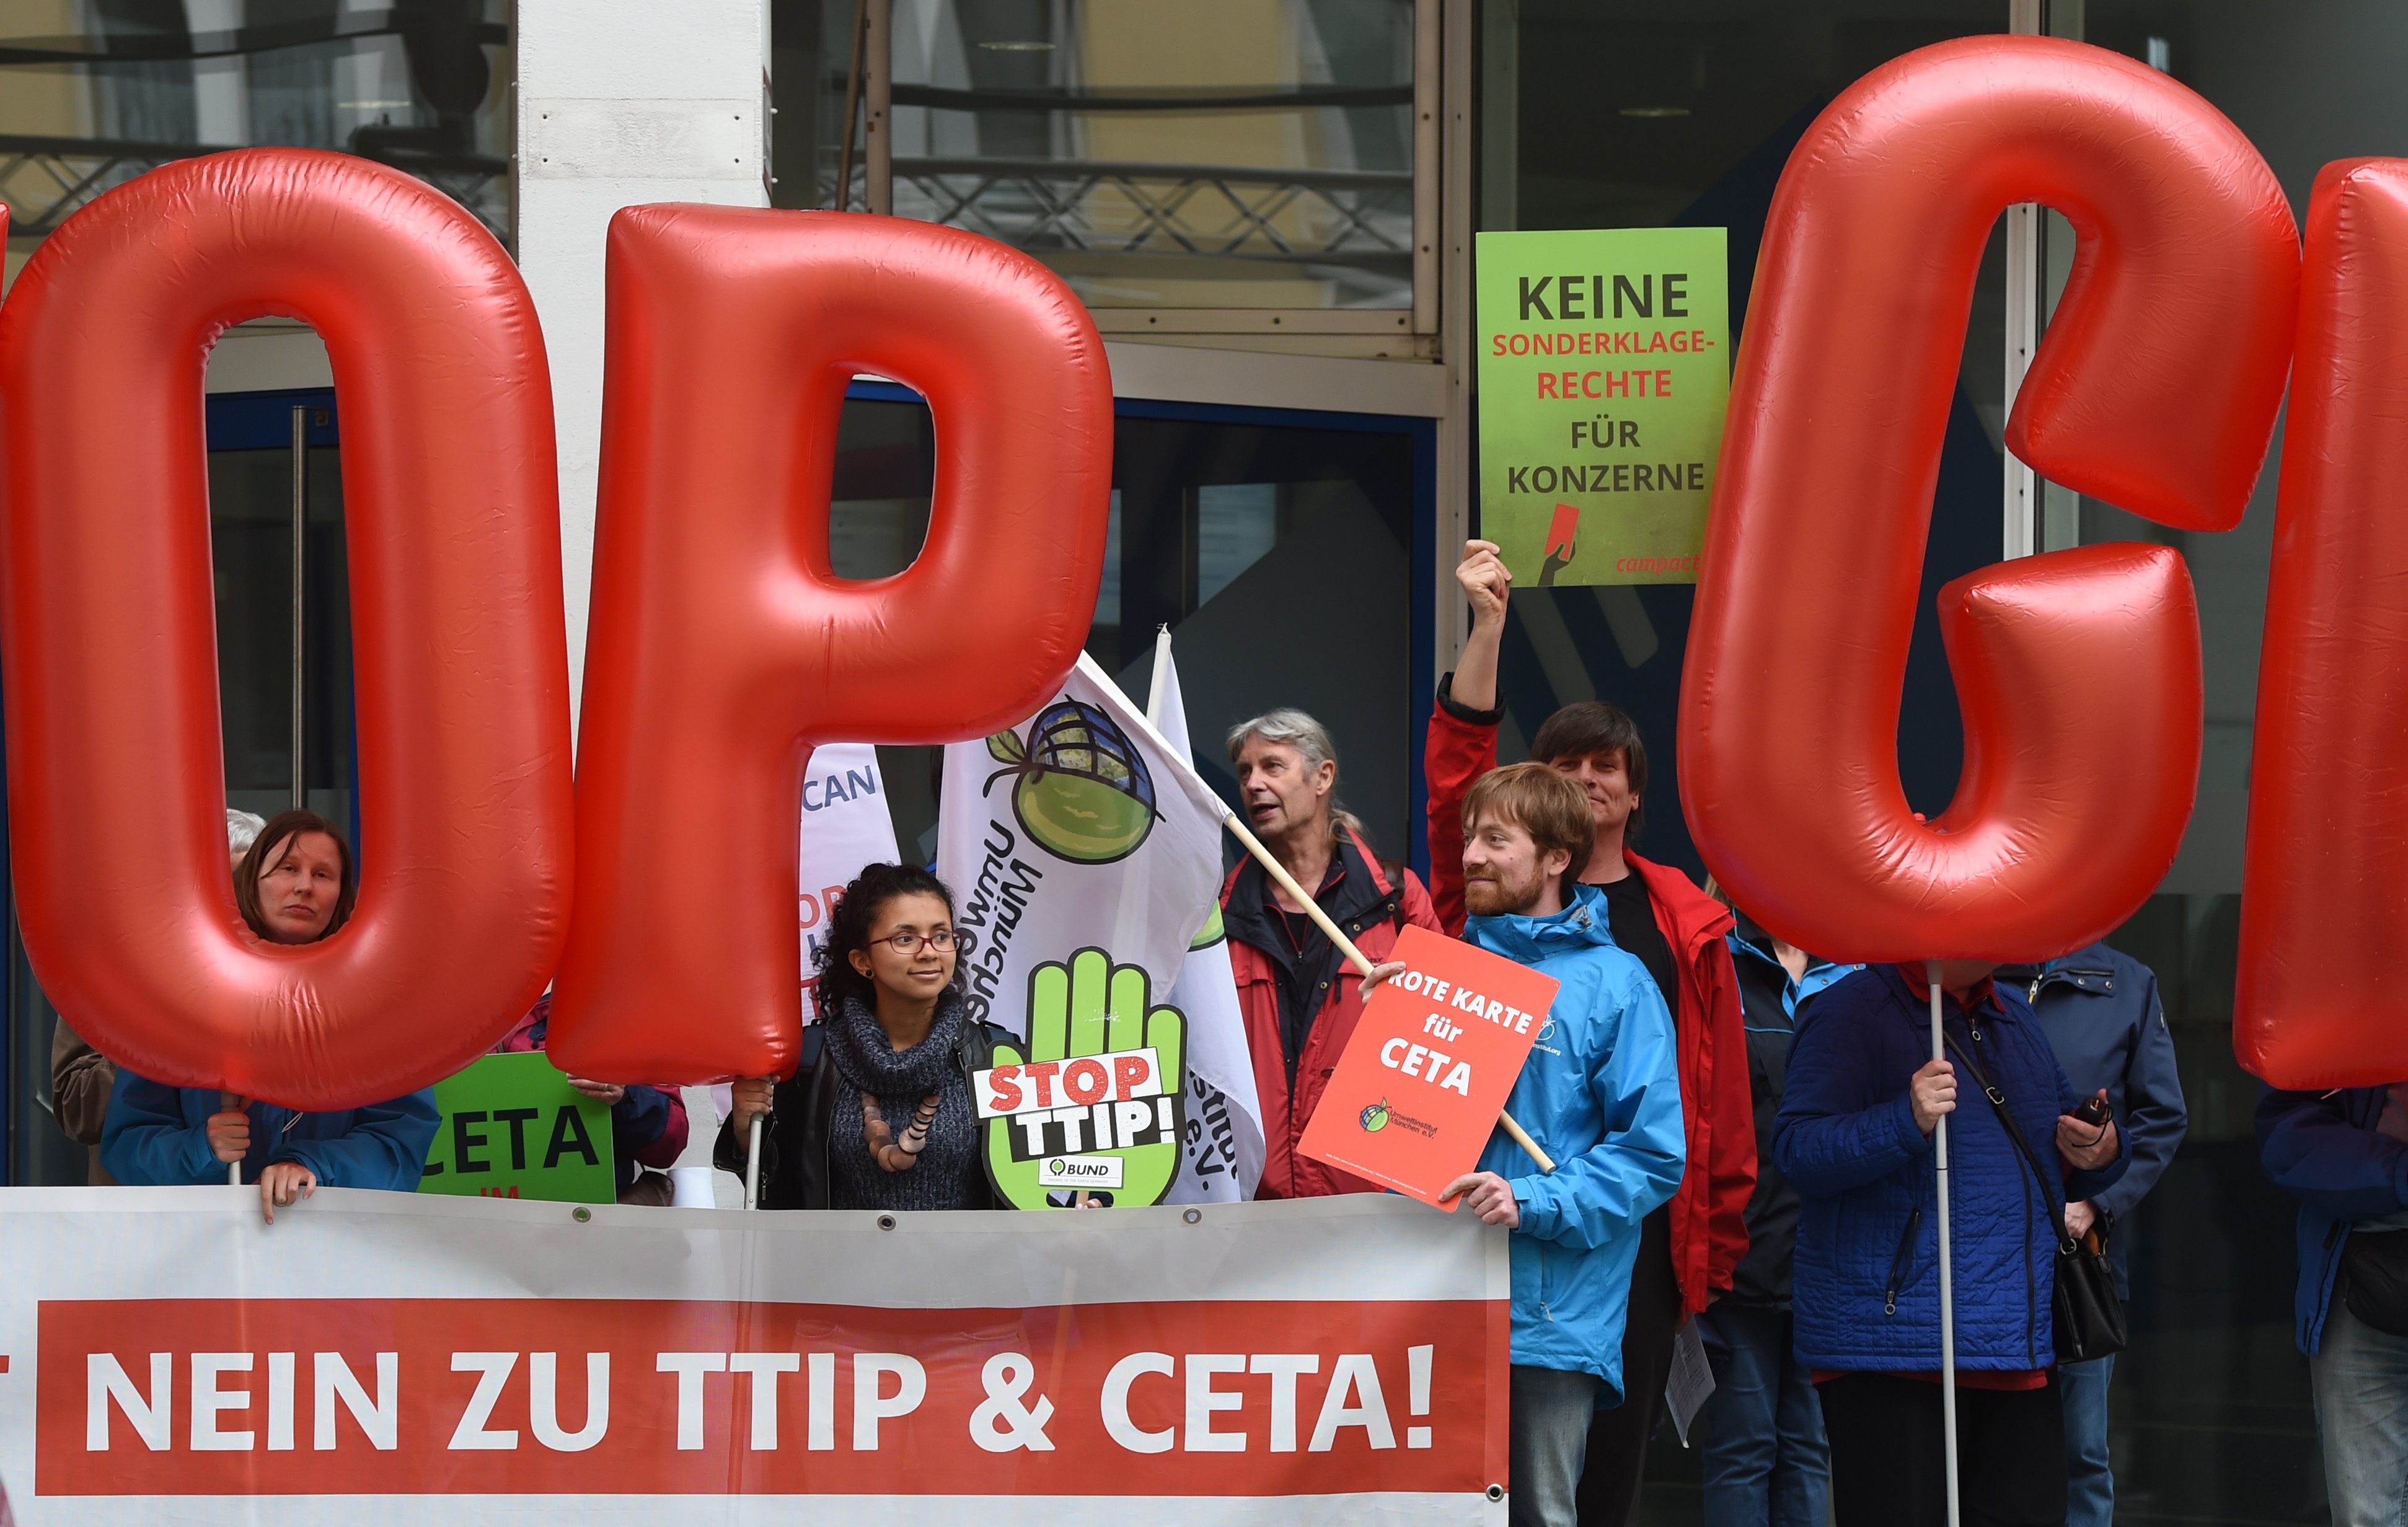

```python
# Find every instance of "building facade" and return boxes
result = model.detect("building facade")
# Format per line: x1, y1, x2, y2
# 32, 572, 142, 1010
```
0, 1, 2394, 1520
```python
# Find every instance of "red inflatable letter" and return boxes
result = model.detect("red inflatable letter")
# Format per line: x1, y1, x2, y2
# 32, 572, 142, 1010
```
1680, 37, 2297, 961
549, 210, 1112, 1083
2239, 161, 2408, 1087
0, 151, 573, 1107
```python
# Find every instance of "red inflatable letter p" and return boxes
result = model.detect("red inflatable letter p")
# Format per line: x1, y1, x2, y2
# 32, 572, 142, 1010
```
549, 210, 1113, 1083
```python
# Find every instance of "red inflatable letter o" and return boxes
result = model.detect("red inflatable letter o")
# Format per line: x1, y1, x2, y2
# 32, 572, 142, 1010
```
1680, 37, 2297, 961
0, 151, 574, 1106
548, 210, 1112, 1083
2239, 161, 2408, 1088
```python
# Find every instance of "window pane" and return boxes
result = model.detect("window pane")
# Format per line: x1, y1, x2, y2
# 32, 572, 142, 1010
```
888, 0, 1416, 310
1196, 483, 1279, 605
0, 2, 514, 258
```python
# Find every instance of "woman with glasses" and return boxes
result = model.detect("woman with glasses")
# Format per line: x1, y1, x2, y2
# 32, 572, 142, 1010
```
718, 862, 1015, 1211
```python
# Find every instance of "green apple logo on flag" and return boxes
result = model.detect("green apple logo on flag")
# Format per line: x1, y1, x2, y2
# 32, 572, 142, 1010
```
982, 701, 1161, 865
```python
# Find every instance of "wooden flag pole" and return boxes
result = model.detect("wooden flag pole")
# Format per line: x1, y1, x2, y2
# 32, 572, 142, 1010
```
1219, 807, 1556, 1174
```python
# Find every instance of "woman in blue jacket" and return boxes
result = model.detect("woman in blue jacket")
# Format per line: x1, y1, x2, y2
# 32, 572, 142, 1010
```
1774, 961, 2125, 1527
102, 811, 438, 1221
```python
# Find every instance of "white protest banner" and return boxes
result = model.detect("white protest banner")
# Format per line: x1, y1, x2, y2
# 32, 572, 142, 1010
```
3, 1189, 1506, 1521
936, 653, 1227, 1042
798, 742, 901, 1018
1145, 631, 1269, 1205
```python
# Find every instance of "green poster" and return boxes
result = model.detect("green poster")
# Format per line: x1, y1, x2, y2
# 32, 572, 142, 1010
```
1476, 227, 1730, 586
418, 1052, 615, 1205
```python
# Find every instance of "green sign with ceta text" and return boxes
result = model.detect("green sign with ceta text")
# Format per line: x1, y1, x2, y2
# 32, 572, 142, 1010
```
1476, 226, 1730, 586
418, 1051, 615, 1205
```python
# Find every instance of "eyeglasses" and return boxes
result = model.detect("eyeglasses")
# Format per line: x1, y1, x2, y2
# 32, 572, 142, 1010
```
874, 928, 959, 954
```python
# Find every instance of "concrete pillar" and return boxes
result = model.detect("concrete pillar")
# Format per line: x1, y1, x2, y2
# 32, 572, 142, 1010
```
515, 1, 767, 731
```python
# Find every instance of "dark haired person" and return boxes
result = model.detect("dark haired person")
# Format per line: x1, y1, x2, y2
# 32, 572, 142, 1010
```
1697, 911, 1856, 1527
1220, 707, 1442, 1200
1426, 539, 1754, 1522
101, 811, 439, 1223
720, 862, 1013, 1211
2003, 945, 2185, 1527
1777, 961, 2125, 1527
1365, 762, 1683, 1527
2257, 1081, 2408, 1527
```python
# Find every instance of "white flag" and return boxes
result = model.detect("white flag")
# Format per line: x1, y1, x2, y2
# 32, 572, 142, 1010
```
1147, 630, 1269, 1204
937, 653, 1228, 1050
798, 744, 903, 1020
691, 744, 904, 1202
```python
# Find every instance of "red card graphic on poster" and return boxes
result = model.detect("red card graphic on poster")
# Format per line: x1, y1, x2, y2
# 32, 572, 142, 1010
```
1299, 925, 1558, 1208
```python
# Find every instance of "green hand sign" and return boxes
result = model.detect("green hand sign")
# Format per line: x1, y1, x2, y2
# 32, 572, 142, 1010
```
984, 948, 1187, 1210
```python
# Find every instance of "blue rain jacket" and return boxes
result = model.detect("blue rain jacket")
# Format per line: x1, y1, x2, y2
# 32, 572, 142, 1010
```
1775, 964, 2126, 1373
2256, 1083, 2407, 1355
1469, 883, 1686, 1400
101, 1068, 438, 1191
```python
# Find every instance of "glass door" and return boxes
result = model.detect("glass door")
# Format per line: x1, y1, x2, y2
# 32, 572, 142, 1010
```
829, 382, 1437, 876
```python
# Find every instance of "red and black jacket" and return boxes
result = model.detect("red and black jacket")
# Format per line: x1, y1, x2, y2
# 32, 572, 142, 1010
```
1424, 679, 1756, 1317
1220, 824, 1444, 1200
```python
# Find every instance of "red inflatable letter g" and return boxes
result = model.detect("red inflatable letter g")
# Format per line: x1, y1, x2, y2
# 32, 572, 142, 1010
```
549, 210, 1113, 1083
1680, 37, 2297, 961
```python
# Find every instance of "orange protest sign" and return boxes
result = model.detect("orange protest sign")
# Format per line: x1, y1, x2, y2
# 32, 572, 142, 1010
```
1298, 925, 1560, 1210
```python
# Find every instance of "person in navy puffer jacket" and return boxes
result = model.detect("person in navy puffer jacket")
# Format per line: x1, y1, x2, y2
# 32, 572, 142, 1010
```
1775, 961, 2126, 1527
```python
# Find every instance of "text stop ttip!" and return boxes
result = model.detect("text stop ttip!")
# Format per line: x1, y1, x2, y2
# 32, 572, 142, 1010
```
40, 1297, 1493, 1495
972, 1047, 1179, 1159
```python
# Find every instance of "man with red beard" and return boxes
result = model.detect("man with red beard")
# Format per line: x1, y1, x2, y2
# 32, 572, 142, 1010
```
1427, 540, 1755, 1523
1367, 762, 1683, 1527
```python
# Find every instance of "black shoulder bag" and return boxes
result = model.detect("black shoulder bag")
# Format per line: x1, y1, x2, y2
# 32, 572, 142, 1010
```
1945, 1034, 2128, 1363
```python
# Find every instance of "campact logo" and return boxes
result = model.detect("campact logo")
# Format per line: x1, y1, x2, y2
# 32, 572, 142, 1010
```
982, 702, 1160, 865
1359, 1099, 1392, 1133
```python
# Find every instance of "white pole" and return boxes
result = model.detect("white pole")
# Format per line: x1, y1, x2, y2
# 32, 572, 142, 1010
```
1929, 959, 1960, 1527
743, 1114, 764, 1211
221, 1090, 242, 1187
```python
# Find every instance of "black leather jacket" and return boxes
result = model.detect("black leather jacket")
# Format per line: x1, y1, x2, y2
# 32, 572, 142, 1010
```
713, 1017, 1015, 1210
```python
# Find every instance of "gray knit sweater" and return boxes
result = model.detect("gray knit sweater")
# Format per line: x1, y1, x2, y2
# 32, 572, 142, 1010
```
822, 993, 987, 1212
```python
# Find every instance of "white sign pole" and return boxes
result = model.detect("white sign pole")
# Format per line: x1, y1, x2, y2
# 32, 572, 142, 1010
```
1929, 959, 1960, 1527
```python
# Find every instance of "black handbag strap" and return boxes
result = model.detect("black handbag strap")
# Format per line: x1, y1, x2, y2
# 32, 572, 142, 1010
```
1942, 1031, 2081, 1256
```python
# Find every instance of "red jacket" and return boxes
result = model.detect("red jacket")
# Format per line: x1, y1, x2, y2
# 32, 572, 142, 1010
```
1424, 695, 1755, 1316
1220, 824, 1445, 1199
